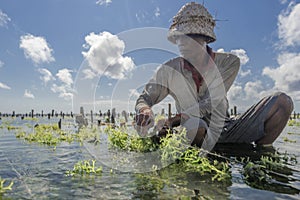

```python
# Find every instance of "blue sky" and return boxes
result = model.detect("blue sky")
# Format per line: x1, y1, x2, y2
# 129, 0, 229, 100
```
0, 0, 299, 114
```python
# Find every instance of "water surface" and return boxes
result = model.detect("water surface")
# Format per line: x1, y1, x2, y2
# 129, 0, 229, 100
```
0, 117, 299, 199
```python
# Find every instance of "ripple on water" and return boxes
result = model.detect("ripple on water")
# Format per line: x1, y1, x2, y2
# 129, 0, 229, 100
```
0, 118, 300, 199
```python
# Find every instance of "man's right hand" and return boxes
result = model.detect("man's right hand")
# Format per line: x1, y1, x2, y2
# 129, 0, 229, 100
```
135, 107, 155, 137
135, 108, 154, 126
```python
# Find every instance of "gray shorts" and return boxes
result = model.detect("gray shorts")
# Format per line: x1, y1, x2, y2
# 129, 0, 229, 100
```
217, 93, 281, 144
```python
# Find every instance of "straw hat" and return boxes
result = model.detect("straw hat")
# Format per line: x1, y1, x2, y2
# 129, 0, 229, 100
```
168, 2, 216, 44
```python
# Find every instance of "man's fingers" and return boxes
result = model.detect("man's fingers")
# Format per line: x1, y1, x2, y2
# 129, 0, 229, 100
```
135, 114, 145, 125
140, 115, 150, 126
136, 114, 152, 126
144, 115, 153, 126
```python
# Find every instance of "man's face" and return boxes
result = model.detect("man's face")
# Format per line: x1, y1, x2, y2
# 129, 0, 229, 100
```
176, 34, 207, 64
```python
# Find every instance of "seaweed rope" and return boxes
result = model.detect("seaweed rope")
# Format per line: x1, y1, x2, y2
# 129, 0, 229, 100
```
3, 155, 34, 198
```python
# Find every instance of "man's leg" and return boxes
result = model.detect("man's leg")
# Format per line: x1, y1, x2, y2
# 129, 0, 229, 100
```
256, 92, 294, 145
218, 92, 294, 145
191, 127, 207, 147
182, 117, 208, 147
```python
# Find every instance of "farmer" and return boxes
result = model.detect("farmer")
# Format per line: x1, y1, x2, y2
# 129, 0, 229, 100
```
134, 2, 293, 151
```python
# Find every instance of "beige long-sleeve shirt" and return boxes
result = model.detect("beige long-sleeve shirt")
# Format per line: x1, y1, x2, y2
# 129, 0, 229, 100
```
136, 52, 240, 119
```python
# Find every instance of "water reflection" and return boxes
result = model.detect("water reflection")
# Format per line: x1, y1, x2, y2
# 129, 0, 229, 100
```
213, 143, 300, 195
0, 117, 299, 199
132, 163, 231, 199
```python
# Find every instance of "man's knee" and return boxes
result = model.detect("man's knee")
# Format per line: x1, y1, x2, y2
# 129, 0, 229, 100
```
273, 92, 294, 115
258, 92, 294, 145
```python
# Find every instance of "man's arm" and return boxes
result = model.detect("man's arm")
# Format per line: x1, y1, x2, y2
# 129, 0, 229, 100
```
216, 53, 240, 92
134, 63, 172, 137
135, 64, 171, 113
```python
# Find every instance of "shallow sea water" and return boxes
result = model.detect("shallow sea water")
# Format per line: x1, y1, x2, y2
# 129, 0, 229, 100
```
0, 117, 299, 199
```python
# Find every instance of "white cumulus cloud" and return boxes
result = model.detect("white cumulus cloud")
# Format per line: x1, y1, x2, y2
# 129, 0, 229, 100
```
96, 0, 112, 6
263, 52, 300, 99
218, 48, 249, 66
82, 31, 135, 80
56, 68, 73, 86
51, 68, 74, 101
0, 60, 4, 68
278, 2, 300, 47
19, 34, 55, 65
38, 68, 55, 85
230, 49, 249, 66
227, 84, 243, 102
0, 82, 11, 90
24, 89, 35, 99
51, 84, 73, 101
216, 48, 225, 53
240, 69, 252, 77
261, 2, 300, 102
0, 10, 11, 27
82, 69, 97, 79
244, 80, 266, 100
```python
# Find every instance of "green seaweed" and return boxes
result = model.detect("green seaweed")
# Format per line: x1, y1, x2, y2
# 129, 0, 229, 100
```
287, 132, 300, 136
242, 152, 297, 191
16, 123, 73, 147
7, 125, 21, 131
0, 177, 13, 194
65, 160, 102, 176
287, 119, 300, 127
180, 148, 231, 182
105, 126, 231, 182
106, 126, 159, 152
15, 123, 102, 148
283, 137, 296, 143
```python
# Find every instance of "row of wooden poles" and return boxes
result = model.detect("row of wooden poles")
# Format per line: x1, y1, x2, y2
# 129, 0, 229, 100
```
0, 104, 299, 121
0, 110, 74, 119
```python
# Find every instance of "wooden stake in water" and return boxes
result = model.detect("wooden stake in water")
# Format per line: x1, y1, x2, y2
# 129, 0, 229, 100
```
168, 103, 172, 119
122, 110, 128, 123
80, 107, 85, 116
234, 106, 237, 116
107, 109, 111, 123
58, 118, 61, 130
111, 108, 116, 124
